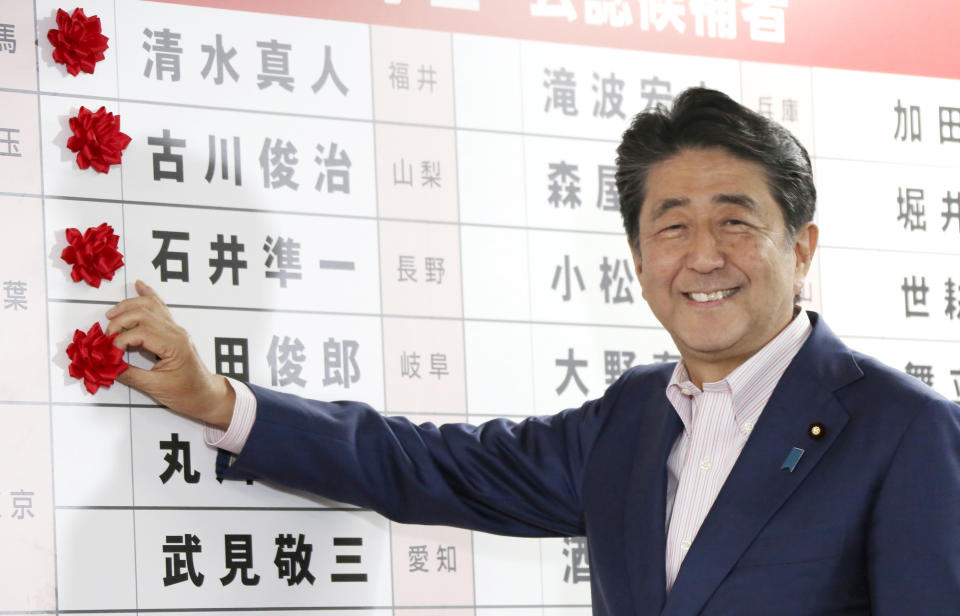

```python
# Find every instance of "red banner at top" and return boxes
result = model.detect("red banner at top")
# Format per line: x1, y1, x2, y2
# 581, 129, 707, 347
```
154, 0, 955, 81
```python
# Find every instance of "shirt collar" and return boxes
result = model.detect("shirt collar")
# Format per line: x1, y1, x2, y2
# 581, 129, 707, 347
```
666, 308, 813, 426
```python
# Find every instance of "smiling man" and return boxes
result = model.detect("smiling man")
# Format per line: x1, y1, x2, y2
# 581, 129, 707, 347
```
627, 146, 816, 386
107, 88, 960, 615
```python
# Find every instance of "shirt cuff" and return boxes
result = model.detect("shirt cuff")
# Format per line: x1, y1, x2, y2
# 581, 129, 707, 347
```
203, 376, 257, 454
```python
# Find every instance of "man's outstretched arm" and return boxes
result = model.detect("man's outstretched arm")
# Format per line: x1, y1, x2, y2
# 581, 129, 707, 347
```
104, 279, 619, 537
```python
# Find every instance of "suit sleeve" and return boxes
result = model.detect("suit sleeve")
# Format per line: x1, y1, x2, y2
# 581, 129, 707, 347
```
216, 377, 628, 537
868, 399, 960, 614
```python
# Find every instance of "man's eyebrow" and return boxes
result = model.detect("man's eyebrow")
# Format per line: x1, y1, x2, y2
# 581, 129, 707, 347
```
650, 197, 689, 219
649, 194, 758, 220
712, 193, 757, 210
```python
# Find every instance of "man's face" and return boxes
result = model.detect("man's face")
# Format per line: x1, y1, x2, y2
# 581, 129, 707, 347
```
629, 147, 817, 381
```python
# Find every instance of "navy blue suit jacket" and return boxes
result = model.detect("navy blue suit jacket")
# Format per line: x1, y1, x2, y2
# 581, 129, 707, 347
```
218, 313, 960, 614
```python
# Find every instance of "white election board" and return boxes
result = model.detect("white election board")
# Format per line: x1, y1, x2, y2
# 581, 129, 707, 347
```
2, 1, 959, 614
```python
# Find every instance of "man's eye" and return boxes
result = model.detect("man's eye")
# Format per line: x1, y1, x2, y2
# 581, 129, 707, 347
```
724, 219, 746, 226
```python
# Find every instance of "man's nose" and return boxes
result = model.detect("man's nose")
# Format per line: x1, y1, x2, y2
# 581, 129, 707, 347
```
684, 227, 725, 273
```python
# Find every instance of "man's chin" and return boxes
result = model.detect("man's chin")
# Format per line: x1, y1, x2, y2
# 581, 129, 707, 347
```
674, 332, 743, 359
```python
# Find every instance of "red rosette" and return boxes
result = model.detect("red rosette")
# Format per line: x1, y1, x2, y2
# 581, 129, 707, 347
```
66, 322, 128, 394
60, 222, 124, 287
47, 7, 109, 76
66, 105, 132, 173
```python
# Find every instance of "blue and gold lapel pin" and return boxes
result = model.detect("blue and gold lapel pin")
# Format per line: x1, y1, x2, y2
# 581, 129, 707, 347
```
781, 447, 805, 472
809, 422, 825, 440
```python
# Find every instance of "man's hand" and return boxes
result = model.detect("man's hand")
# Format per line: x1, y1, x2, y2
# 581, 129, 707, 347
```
105, 280, 235, 430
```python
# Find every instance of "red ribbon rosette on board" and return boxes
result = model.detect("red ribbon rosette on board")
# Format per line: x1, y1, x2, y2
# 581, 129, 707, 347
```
60, 222, 124, 287
67, 106, 132, 173
47, 7, 109, 76
66, 322, 128, 394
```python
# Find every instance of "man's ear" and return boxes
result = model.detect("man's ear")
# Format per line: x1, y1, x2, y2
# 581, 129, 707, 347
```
628, 236, 643, 277
792, 222, 818, 294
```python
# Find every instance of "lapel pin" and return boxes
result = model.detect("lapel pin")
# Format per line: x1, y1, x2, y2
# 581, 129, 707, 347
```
809, 422, 825, 440
780, 447, 805, 473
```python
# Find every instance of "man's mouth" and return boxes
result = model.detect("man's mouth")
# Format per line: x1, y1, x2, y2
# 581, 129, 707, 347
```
684, 288, 738, 303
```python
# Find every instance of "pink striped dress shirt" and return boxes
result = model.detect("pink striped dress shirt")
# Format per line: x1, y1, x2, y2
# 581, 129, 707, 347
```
663, 309, 812, 592
203, 376, 257, 454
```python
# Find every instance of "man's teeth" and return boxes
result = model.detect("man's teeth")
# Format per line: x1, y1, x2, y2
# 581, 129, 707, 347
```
689, 289, 735, 302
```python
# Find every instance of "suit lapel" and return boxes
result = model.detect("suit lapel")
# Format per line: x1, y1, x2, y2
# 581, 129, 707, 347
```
661, 314, 861, 616
623, 389, 683, 614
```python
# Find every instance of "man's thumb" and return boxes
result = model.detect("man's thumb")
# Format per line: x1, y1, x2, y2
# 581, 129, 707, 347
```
135, 279, 158, 298
115, 364, 155, 393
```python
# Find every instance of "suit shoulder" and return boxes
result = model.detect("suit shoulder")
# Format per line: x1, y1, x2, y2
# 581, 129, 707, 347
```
840, 350, 959, 423
619, 361, 675, 385
574, 362, 672, 421
591, 362, 674, 416
602, 362, 672, 401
